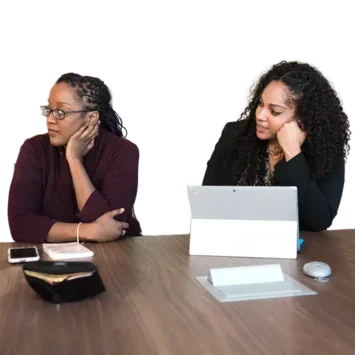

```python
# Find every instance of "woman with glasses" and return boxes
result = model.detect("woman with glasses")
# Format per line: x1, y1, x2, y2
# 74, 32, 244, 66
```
8, 73, 141, 243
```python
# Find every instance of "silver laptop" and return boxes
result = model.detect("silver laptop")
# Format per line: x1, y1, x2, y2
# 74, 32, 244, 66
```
187, 186, 299, 259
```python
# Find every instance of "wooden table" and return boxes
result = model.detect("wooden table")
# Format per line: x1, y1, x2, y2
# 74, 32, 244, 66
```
1, 230, 355, 355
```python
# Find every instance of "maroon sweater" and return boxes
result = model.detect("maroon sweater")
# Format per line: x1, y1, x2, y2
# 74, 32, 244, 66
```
8, 127, 142, 243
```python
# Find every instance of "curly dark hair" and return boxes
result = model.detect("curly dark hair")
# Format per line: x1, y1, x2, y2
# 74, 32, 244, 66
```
56, 73, 127, 137
225, 61, 351, 185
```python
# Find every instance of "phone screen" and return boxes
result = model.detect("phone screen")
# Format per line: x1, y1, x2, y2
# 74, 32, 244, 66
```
10, 248, 37, 259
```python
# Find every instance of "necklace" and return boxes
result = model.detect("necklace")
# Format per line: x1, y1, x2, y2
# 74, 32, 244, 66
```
268, 145, 284, 158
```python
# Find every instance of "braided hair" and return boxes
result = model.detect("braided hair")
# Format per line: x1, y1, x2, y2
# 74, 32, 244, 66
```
56, 73, 127, 137
225, 61, 351, 185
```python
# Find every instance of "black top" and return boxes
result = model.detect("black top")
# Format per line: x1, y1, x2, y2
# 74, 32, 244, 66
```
202, 121, 345, 232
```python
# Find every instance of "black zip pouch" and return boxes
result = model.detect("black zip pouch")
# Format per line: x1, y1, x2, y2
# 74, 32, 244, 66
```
23, 261, 105, 303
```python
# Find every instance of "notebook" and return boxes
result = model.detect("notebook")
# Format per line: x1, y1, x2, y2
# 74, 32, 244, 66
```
24, 269, 94, 285
42, 243, 94, 260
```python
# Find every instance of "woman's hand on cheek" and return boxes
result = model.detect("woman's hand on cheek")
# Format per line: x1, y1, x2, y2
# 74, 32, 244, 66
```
66, 122, 99, 162
277, 120, 307, 161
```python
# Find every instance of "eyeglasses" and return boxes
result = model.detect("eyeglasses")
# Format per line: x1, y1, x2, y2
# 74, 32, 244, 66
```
40, 106, 91, 120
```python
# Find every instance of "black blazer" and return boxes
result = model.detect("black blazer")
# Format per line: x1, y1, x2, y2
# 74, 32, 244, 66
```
202, 121, 345, 232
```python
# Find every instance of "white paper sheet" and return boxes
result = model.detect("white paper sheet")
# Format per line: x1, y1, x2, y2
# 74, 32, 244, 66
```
208, 264, 284, 287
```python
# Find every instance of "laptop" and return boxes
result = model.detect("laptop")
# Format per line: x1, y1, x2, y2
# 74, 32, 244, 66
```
187, 185, 299, 259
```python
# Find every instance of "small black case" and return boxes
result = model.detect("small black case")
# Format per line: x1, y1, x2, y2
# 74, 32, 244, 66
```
23, 261, 105, 303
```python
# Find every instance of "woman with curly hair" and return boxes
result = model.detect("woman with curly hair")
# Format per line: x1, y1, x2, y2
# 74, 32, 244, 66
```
203, 61, 350, 232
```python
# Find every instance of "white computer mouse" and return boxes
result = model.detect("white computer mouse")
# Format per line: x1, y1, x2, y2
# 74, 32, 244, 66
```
303, 261, 332, 280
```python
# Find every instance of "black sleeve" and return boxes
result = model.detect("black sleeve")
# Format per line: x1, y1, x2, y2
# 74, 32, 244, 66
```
274, 153, 345, 232
202, 122, 235, 185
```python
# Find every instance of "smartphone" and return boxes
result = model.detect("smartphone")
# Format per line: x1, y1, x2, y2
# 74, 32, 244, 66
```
8, 247, 40, 263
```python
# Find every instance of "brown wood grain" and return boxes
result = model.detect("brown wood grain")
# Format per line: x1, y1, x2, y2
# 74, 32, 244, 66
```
1, 231, 355, 355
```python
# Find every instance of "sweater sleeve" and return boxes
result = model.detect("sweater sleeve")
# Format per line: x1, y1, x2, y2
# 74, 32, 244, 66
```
8, 140, 59, 243
274, 153, 345, 232
76, 141, 139, 223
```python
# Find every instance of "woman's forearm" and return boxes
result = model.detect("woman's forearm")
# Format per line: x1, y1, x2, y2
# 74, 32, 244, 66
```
67, 158, 96, 211
47, 221, 93, 242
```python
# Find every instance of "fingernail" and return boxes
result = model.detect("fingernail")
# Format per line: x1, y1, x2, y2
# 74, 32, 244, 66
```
120, 208, 125, 212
